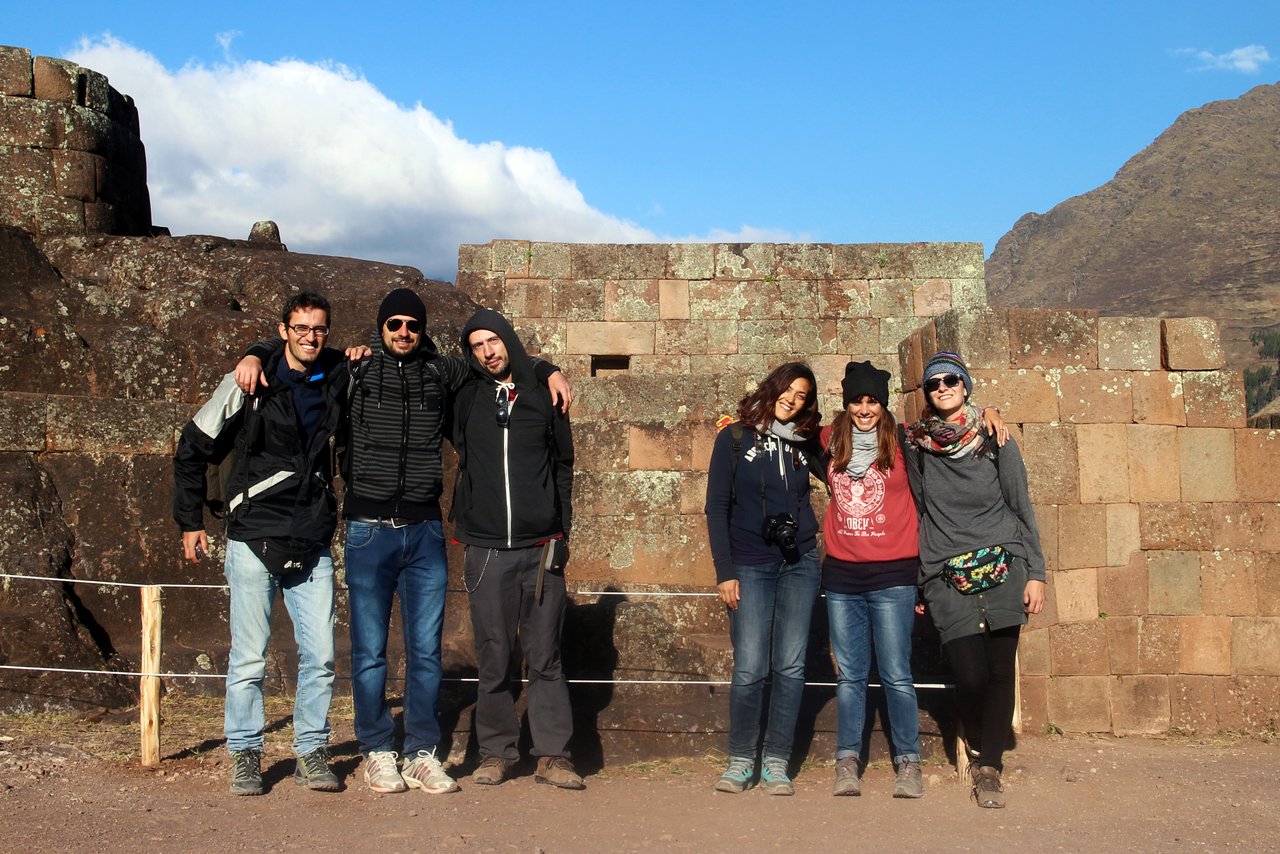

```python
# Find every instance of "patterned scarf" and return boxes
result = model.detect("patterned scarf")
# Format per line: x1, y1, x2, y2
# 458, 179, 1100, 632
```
907, 403, 990, 459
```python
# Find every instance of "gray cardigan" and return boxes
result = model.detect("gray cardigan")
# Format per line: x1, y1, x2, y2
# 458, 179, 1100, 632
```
906, 436, 1046, 643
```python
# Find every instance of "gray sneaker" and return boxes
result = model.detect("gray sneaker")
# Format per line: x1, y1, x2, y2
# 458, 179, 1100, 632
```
229, 748, 263, 796
294, 747, 340, 792
714, 756, 755, 793
760, 756, 794, 796
972, 765, 1005, 808
893, 760, 924, 798
403, 749, 460, 794
833, 756, 861, 796
363, 750, 407, 794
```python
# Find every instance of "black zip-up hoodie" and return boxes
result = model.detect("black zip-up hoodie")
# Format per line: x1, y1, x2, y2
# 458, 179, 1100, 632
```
173, 346, 345, 549
450, 309, 574, 548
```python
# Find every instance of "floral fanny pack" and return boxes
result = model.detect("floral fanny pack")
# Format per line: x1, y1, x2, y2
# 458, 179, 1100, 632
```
942, 545, 1009, 595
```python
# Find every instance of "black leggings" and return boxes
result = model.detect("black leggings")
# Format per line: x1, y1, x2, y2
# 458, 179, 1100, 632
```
944, 625, 1020, 772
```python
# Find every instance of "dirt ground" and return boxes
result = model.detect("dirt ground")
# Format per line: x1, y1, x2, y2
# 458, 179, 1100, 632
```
2, 697, 1278, 854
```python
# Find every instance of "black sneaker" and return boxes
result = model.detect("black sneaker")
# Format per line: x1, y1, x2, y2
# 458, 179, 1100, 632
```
230, 748, 264, 796
294, 747, 340, 792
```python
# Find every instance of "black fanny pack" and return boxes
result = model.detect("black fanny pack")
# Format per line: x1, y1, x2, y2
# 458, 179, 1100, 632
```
245, 538, 315, 576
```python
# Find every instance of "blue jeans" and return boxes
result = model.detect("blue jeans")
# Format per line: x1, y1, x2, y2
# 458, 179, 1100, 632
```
726, 549, 821, 760
223, 539, 335, 756
826, 584, 921, 765
345, 519, 448, 755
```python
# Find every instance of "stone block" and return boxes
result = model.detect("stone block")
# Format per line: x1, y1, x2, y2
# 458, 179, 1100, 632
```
1076, 423, 1130, 503
506, 278, 604, 321
0, 392, 47, 450
81, 69, 110, 113
912, 278, 952, 317
713, 243, 776, 279
776, 281, 823, 324
1212, 675, 1280, 733
511, 318, 566, 357
1109, 675, 1170, 735
1161, 317, 1224, 370
689, 279, 780, 320
1257, 552, 1280, 617
831, 243, 914, 278
655, 320, 738, 356
574, 471, 684, 517
906, 242, 985, 278
1019, 424, 1078, 504
1130, 372, 1186, 425
1098, 317, 1162, 370
0, 144, 54, 190
1234, 429, 1280, 501
613, 244, 668, 279
573, 374, 724, 427
1020, 627, 1050, 675
1182, 370, 1246, 428
1006, 308, 1098, 369
1177, 615, 1233, 675
1018, 675, 1050, 734
868, 278, 913, 318
50, 148, 100, 201
932, 308, 1011, 371
1106, 503, 1140, 567
605, 279, 660, 322
899, 328, 924, 391
455, 271, 504, 310
1057, 369, 1133, 424
1098, 551, 1148, 616
1140, 502, 1214, 550
528, 242, 571, 278
456, 243, 492, 275
1232, 618, 1280, 675
738, 319, 838, 355
1138, 615, 1181, 674
878, 316, 922, 355
1105, 616, 1140, 673
571, 421, 629, 472
0, 46, 32, 96
667, 244, 714, 280
1026, 566, 1059, 630
1055, 567, 1100, 625
566, 322, 655, 356
576, 513, 714, 586
568, 244, 613, 279
1147, 550, 1201, 615
1126, 424, 1180, 501
679, 470, 709, 515
1211, 503, 1280, 552
1176, 427, 1235, 502
33, 56, 80, 103
629, 355, 690, 374
46, 395, 175, 454
949, 277, 988, 309
1035, 503, 1059, 573
1058, 504, 1108, 569
1046, 675, 1111, 733
1169, 675, 1218, 733
970, 369, 1060, 423
774, 243, 833, 279
629, 424, 694, 471
691, 423, 719, 470
658, 279, 689, 320
1199, 551, 1258, 617
818, 279, 872, 319
57, 104, 115, 153
83, 201, 116, 234
0, 97, 56, 147
1049, 620, 1108, 675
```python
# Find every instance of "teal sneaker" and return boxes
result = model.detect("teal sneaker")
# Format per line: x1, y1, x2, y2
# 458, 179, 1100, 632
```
714, 756, 755, 793
760, 756, 794, 796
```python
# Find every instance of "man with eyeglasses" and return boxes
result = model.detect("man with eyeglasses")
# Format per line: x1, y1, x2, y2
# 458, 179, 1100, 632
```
450, 308, 581, 789
235, 288, 569, 796
173, 291, 344, 796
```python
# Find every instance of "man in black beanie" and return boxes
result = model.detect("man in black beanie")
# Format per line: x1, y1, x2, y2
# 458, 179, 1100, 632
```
236, 287, 570, 796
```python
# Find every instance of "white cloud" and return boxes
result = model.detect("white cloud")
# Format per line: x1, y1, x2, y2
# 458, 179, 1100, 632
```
65, 36, 660, 278
1176, 44, 1273, 73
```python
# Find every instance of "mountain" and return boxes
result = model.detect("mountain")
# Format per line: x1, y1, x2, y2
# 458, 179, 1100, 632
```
986, 82, 1280, 369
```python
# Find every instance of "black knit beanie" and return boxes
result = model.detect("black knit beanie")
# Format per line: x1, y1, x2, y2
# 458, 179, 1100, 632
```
376, 287, 427, 329
842, 360, 891, 408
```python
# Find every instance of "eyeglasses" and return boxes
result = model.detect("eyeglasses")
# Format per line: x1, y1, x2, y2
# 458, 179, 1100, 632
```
923, 374, 964, 394
495, 386, 511, 427
385, 318, 422, 334
287, 324, 330, 338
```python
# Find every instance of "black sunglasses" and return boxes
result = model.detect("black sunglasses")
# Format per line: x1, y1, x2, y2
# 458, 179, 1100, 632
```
385, 318, 422, 334
923, 374, 964, 394
495, 386, 511, 427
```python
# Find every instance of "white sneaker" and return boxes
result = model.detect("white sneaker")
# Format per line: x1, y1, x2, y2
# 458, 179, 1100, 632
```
403, 749, 459, 794
363, 750, 407, 793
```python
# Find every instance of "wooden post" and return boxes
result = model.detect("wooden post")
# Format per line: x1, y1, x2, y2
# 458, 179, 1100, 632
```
955, 722, 971, 782
140, 585, 162, 768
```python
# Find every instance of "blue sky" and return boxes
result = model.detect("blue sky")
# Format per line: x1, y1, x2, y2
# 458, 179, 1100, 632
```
5, 1, 1277, 280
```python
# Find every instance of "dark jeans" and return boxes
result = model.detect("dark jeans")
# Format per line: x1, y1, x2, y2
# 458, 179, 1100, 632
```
944, 624, 1021, 771
726, 549, 821, 761
464, 544, 573, 760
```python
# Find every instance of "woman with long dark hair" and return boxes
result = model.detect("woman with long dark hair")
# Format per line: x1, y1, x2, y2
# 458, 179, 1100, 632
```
704, 362, 824, 795
906, 352, 1045, 809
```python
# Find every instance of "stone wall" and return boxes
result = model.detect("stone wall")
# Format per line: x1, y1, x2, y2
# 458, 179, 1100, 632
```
459, 241, 1280, 738
0, 46, 151, 239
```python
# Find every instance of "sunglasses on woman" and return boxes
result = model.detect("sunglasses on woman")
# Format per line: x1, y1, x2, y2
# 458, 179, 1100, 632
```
384, 318, 422, 334
923, 374, 964, 394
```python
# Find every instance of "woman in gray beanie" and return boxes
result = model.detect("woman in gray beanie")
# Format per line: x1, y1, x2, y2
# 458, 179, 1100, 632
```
905, 351, 1045, 809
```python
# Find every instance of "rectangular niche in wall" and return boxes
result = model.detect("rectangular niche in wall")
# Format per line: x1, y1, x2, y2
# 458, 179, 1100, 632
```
590, 355, 630, 376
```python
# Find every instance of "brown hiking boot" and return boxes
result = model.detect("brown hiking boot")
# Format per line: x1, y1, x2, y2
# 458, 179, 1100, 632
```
535, 756, 585, 790
972, 765, 1005, 808
471, 756, 514, 786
